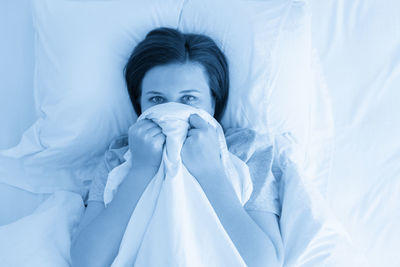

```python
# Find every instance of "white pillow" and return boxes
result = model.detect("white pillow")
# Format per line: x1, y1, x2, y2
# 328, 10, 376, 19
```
0, 0, 269, 194
0, 0, 183, 194
245, 0, 335, 193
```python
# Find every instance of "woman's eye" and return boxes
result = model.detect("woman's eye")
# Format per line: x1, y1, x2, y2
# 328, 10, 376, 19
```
181, 95, 196, 103
149, 96, 164, 104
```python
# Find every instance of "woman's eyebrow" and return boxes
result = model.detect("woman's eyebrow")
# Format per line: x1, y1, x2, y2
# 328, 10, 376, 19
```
180, 89, 200, 94
145, 90, 163, 95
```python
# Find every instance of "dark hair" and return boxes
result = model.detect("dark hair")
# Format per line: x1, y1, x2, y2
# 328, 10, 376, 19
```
124, 27, 229, 121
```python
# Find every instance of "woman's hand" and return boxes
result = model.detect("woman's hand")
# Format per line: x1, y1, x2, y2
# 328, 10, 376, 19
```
128, 119, 165, 177
181, 114, 224, 182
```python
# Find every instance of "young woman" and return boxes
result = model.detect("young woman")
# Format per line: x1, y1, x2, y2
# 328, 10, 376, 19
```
71, 27, 283, 267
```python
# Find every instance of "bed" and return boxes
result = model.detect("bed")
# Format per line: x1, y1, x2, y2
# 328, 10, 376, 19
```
0, 0, 398, 266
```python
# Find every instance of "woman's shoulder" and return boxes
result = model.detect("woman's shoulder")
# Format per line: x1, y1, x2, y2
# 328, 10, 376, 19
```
225, 128, 281, 216
225, 127, 274, 161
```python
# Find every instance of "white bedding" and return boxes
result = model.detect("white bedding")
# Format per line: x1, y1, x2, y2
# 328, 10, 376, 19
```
310, 0, 400, 266
1, 1, 399, 266
276, 141, 367, 266
0, 189, 83, 267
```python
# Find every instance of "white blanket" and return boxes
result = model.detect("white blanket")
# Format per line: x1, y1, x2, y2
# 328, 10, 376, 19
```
104, 102, 253, 267
0, 190, 83, 267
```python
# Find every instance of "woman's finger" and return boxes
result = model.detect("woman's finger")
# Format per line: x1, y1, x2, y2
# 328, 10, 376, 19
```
141, 119, 160, 129
188, 114, 208, 130
153, 132, 166, 146
133, 118, 151, 127
146, 125, 163, 137
186, 128, 202, 137
133, 119, 160, 134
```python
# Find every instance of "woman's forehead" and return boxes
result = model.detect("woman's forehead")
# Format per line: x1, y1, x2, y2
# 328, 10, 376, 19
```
141, 62, 210, 95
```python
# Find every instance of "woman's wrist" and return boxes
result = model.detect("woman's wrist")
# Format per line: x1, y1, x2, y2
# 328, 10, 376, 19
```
130, 163, 158, 183
197, 163, 224, 180
197, 166, 241, 208
113, 165, 155, 208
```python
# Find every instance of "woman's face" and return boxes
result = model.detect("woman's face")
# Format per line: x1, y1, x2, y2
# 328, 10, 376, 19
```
140, 62, 215, 116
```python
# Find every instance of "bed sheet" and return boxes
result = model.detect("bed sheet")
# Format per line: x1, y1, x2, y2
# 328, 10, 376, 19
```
310, 1, 400, 266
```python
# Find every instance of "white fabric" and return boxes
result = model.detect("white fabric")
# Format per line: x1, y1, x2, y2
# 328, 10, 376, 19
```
0, 0, 35, 149
275, 135, 368, 266
0, 183, 49, 226
308, 1, 400, 266
244, 0, 335, 196
104, 103, 252, 267
0, 190, 83, 267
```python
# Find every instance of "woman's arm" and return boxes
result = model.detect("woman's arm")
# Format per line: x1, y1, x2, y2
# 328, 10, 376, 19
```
70, 166, 153, 267
198, 167, 284, 267
71, 119, 165, 267
181, 115, 283, 267
247, 210, 283, 262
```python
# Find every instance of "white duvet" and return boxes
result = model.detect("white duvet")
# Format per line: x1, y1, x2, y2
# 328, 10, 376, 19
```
104, 103, 253, 267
